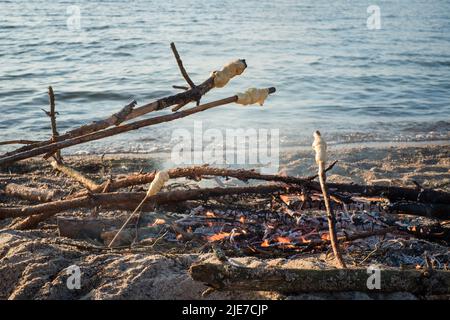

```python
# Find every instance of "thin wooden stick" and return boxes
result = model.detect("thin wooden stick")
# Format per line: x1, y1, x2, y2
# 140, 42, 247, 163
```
172, 85, 189, 90
0, 88, 275, 166
170, 42, 200, 111
107, 194, 149, 248
3, 183, 63, 202
170, 42, 195, 88
313, 131, 346, 268
46, 86, 61, 161
319, 162, 346, 268
0, 140, 38, 146
172, 101, 190, 112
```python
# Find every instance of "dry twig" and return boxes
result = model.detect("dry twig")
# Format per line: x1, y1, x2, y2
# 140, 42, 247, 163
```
313, 131, 346, 268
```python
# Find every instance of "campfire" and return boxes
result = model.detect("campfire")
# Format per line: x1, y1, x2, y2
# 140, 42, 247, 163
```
0, 43, 449, 299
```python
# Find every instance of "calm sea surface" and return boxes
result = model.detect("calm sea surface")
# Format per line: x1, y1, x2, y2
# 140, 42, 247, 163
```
1, 0, 449, 155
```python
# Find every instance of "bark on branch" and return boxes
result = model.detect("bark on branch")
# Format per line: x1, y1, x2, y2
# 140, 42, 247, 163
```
189, 262, 450, 294
3, 183, 63, 202
50, 160, 101, 191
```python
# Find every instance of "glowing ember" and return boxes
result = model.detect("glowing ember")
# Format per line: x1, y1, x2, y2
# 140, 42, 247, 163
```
276, 236, 292, 244
239, 216, 245, 224
280, 193, 306, 205
206, 211, 216, 218
321, 232, 331, 241
279, 194, 292, 205
300, 236, 312, 244
207, 232, 231, 242
261, 239, 270, 247
151, 218, 166, 226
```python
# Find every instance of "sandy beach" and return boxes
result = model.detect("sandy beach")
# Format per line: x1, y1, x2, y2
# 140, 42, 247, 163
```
1, 143, 448, 300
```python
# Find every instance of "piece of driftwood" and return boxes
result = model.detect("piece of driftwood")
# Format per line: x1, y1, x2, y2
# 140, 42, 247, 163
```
57, 213, 172, 242
70, 163, 334, 198
57, 216, 134, 240
331, 183, 450, 206
5, 184, 305, 229
0, 43, 246, 161
189, 261, 450, 294
3, 183, 62, 202
50, 160, 100, 191
0, 88, 275, 166
389, 202, 450, 220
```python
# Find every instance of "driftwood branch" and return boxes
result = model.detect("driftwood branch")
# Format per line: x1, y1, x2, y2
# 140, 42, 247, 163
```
70, 163, 329, 197
189, 262, 450, 294
50, 160, 100, 191
0, 88, 275, 166
1, 43, 247, 161
5, 184, 303, 229
2, 183, 63, 202
45, 86, 61, 161
57, 216, 136, 240
389, 202, 450, 219
328, 183, 450, 208
3, 163, 448, 219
